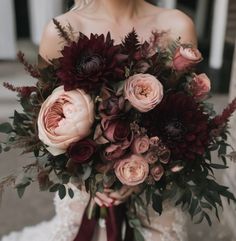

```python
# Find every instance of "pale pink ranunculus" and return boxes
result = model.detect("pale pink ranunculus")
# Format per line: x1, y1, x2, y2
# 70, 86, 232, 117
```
131, 135, 150, 154
189, 73, 211, 100
173, 46, 202, 71
151, 165, 164, 181
114, 154, 149, 186
38, 86, 94, 156
124, 74, 163, 112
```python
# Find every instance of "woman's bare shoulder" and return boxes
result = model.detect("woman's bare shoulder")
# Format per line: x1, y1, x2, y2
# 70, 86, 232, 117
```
151, 7, 197, 46
39, 11, 79, 61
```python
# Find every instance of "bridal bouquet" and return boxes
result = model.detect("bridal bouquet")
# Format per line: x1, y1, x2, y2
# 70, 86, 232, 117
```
1, 19, 236, 240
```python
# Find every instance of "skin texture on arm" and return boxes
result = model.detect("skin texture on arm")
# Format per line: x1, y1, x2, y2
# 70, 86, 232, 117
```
39, 18, 69, 61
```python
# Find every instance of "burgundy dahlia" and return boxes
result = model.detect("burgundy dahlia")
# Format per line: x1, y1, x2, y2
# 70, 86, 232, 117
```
57, 33, 126, 93
142, 92, 210, 161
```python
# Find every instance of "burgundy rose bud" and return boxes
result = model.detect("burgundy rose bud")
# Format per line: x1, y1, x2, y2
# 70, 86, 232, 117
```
151, 165, 164, 181
172, 46, 202, 71
68, 139, 96, 164
103, 119, 131, 142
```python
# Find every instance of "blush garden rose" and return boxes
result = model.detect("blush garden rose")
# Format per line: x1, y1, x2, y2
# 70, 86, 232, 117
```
188, 73, 211, 100
114, 154, 149, 186
173, 46, 202, 71
124, 74, 163, 112
38, 86, 94, 156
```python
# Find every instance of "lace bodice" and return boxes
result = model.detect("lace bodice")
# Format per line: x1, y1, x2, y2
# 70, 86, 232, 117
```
1, 183, 187, 241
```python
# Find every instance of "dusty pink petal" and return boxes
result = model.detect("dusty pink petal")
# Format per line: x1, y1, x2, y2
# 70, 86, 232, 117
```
124, 74, 163, 112
38, 86, 94, 156
114, 154, 149, 186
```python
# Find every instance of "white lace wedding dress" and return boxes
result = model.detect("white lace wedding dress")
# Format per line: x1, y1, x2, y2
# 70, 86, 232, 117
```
1, 183, 188, 241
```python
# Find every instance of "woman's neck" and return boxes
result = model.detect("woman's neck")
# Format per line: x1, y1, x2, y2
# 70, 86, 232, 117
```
91, 0, 144, 23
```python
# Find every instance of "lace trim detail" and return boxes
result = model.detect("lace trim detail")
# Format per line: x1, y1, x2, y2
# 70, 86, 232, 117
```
1, 184, 188, 241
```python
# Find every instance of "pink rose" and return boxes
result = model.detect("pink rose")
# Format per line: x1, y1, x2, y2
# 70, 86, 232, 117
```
124, 74, 163, 112
145, 151, 158, 164
114, 154, 149, 186
189, 73, 211, 100
173, 46, 202, 71
131, 135, 150, 154
38, 86, 94, 156
151, 165, 164, 181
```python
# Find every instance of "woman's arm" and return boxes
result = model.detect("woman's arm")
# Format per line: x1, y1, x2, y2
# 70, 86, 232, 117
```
39, 17, 68, 61
165, 9, 198, 46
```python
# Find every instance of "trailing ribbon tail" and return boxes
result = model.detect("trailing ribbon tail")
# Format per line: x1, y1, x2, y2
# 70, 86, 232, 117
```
73, 203, 134, 241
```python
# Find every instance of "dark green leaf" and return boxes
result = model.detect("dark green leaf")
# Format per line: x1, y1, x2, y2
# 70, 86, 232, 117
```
68, 188, 74, 199
203, 212, 212, 226
200, 201, 213, 210
0, 123, 13, 134
209, 163, 228, 169
129, 219, 142, 228
194, 212, 204, 224
49, 183, 61, 192
16, 181, 31, 198
189, 198, 199, 219
152, 193, 163, 215
17, 186, 26, 198
58, 184, 66, 199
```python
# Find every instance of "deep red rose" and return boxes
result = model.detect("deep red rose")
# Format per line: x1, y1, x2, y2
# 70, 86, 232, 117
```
67, 139, 97, 164
102, 119, 131, 142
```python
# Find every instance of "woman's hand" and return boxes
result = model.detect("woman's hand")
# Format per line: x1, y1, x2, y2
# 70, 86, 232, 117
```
94, 185, 139, 207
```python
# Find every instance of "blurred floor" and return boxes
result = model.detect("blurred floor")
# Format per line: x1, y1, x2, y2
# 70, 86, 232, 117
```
0, 40, 235, 241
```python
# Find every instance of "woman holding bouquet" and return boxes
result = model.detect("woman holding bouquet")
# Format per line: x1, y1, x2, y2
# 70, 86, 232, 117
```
2, 0, 199, 241
39, 0, 197, 240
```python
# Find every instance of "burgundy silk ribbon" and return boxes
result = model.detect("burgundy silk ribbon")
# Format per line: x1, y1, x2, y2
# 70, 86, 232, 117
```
73, 204, 133, 241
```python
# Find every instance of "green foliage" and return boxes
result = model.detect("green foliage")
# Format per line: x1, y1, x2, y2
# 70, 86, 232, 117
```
49, 183, 71, 200
152, 193, 163, 215
0, 123, 13, 134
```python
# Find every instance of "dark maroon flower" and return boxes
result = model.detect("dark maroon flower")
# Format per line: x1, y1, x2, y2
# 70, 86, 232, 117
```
142, 92, 210, 161
99, 89, 125, 118
57, 33, 126, 93
102, 119, 131, 143
67, 139, 97, 164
